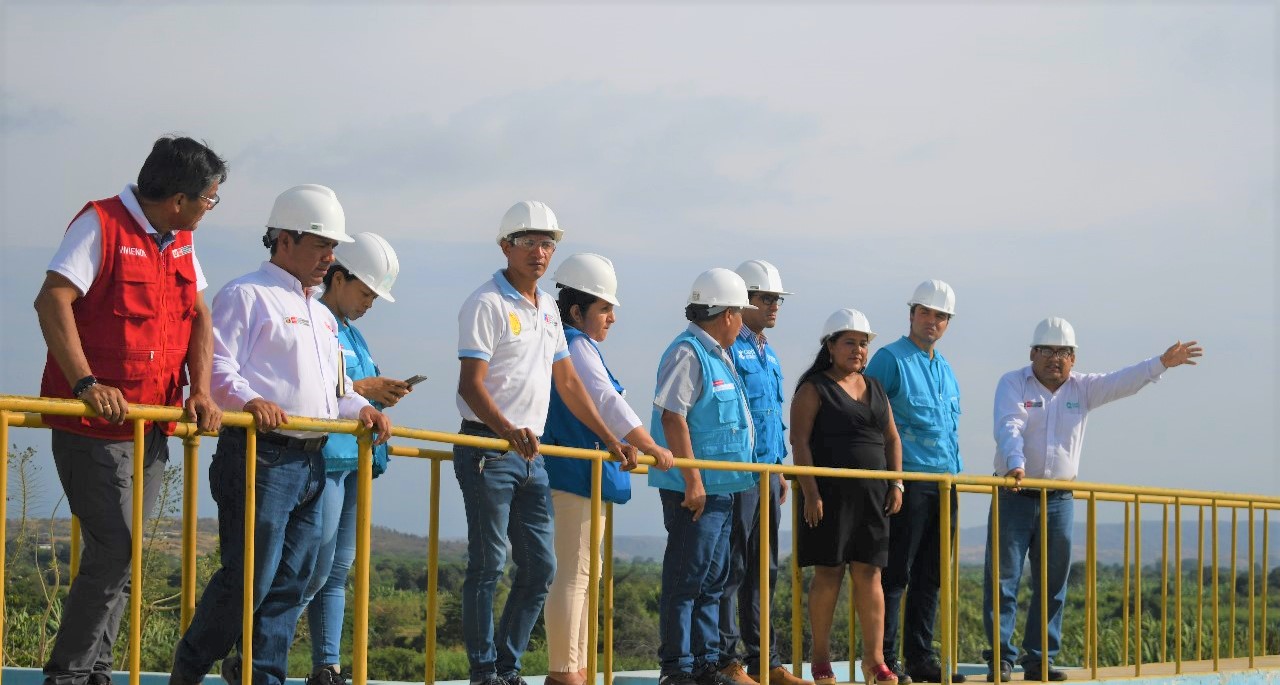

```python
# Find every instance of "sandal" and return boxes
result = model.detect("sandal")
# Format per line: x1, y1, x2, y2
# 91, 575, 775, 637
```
812, 662, 836, 685
861, 664, 898, 685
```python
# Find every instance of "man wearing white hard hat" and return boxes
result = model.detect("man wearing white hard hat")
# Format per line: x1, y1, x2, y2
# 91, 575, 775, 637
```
650, 268, 759, 685
864, 279, 964, 684
454, 202, 636, 685
302, 232, 409, 685
982, 319, 1201, 683
718, 260, 811, 685
172, 185, 392, 685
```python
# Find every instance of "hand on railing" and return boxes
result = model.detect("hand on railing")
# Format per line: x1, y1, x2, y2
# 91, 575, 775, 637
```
81, 382, 129, 424
648, 445, 676, 471
185, 392, 223, 433
613, 442, 639, 471
244, 398, 288, 432
501, 425, 540, 459
358, 406, 392, 445
1003, 466, 1025, 492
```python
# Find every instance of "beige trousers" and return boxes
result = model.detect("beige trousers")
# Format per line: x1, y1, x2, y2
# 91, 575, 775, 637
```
544, 490, 605, 672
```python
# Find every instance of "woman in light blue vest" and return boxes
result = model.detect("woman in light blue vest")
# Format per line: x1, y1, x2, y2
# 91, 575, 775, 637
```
307, 232, 409, 685
541, 253, 674, 685
649, 268, 759, 685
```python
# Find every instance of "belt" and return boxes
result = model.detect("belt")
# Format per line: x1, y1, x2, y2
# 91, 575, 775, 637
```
460, 419, 497, 437
258, 431, 327, 451
1014, 487, 1072, 500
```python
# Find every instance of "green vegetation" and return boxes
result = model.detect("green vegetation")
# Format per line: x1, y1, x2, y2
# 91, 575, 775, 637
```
5, 450, 1280, 681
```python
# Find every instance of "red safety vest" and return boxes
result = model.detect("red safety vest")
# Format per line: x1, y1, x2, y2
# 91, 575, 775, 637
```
40, 196, 198, 439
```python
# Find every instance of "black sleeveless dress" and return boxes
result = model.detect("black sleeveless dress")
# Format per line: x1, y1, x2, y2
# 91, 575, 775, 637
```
796, 372, 891, 568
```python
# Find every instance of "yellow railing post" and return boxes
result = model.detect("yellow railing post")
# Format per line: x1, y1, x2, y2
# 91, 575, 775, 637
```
1174, 497, 1182, 674
1039, 488, 1048, 683
353, 431, 374, 685
129, 419, 145, 685
604, 501, 615, 685
1122, 500, 1131, 665
1230, 506, 1239, 659
1263, 509, 1270, 658
1212, 499, 1220, 671
242, 429, 258, 685
791, 485, 802, 676
1197, 504, 1205, 661
990, 485, 1002, 684
951, 507, 960, 673
586, 456, 603, 684
1249, 502, 1256, 667
758, 473, 771, 685
1134, 494, 1142, 677
1, 410, 9, 685
939, 480, 953, 685
1087, 492, 1098, 680
71, 517, 81, 579
182, 434, 200, 632
1161, 503, 1169, 664
424, 458, 441, 685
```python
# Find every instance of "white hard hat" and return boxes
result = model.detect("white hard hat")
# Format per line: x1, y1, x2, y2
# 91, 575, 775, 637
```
553, 253, 620, 306
821, 308, 876, 343
497, 200, 564, 245
688, 268, 757, 309
335, 232, 400, 303
1032, 317, 1077, 348
735, 259, 793, 296
267, 184, 353, 243
908, 279, 956, 316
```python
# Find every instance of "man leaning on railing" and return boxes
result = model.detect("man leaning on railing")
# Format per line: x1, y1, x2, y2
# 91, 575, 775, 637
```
170, 185, 391, 685
34, 135, 228, 685
982, 317, 1202, 683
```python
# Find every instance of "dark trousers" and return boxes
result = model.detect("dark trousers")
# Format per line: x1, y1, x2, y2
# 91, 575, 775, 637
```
44, 427, 168, 685
882, 480, 957, 665
719, 474, 782, 672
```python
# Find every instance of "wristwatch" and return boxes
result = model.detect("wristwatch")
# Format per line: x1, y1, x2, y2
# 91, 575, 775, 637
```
73, 375, 98, 398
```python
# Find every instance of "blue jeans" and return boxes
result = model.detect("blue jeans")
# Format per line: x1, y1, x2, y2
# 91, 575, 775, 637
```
172, 429, 326, 685
658, 489, 734, 678
718, 476, 782, 672
882, 480, 957, 665
304, 469, 358, 669
981, 489, 1074, 669
453, 429, 556, 682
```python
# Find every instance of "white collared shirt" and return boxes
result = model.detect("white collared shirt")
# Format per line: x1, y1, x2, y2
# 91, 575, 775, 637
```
456, 270, 570, 436
992, 357, 1166, 480
211, 261, 370, 437
47, 183, 208, 295
565, 333, 642, 441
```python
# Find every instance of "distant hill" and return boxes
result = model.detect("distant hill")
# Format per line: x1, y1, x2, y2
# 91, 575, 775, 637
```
10, 519, 1277, 568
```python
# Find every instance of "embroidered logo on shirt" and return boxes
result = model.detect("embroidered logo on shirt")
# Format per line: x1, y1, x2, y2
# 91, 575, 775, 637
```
1065, 401, 1080, 409
170, 244, 194, 259
508, 311, 522, 335
1023, 400, 1044, 408
712, 379, 736, 391
119, 246, 147, 257
283, 316, 311, 326
737, 349, 758, 360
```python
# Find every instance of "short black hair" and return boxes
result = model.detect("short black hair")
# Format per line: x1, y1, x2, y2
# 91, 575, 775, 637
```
685, 304, 734, 323
262, 228, 304, 254
136, 135, 228, 201
323, 263, 352, 289
556, 286, 599, 329
909, 304, 952, 320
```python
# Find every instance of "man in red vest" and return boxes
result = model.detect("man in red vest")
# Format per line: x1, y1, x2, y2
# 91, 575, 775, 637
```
33, 135, 228, 685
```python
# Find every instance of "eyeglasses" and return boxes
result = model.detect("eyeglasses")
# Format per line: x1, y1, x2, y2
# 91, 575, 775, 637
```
198, 193, 220, 209
1034, 346, 1075, 360
755, 294, 785, 306
510, 237, 557, 252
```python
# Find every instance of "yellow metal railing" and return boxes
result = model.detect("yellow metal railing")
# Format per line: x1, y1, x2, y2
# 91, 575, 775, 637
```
2, 394, 1278, 685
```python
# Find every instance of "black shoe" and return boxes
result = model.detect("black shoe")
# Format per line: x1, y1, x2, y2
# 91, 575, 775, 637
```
306, 668, 347, 685
695, 669, 737, 685
1021, 664, 1065, 682
661, 673, 699, 685
905, 658, 965, 683
500, 676, 528, 685
88, 674, 113, 685
470, 676, 505, 685
886, 661, 913, 685
986, 662, 1012, 683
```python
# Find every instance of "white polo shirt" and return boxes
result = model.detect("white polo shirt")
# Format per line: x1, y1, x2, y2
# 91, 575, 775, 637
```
47, 183, 209, 295
211, 261, 370, 438
992, 357, 1166, 480
457, 269, 569, 436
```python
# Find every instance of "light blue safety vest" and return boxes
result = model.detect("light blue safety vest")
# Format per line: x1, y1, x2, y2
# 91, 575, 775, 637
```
648, 330, 757, 495
730, 332, 787, 465
864, 335, 962, 474
542, 326, 633, 504
323, 320, 390, 476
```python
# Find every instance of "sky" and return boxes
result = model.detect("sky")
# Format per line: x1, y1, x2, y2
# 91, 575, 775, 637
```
1, 2, 1276, 541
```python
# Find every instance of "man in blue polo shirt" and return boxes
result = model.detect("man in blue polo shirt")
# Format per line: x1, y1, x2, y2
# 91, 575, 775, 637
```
717, 260, 810, 685
454, 201, 635, 685
864, 280, 965, 684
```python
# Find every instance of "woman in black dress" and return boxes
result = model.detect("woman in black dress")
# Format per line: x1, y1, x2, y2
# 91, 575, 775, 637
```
791, 309, 904, 685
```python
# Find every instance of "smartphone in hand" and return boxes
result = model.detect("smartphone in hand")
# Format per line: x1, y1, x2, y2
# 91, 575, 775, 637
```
404, 375, 428, 387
